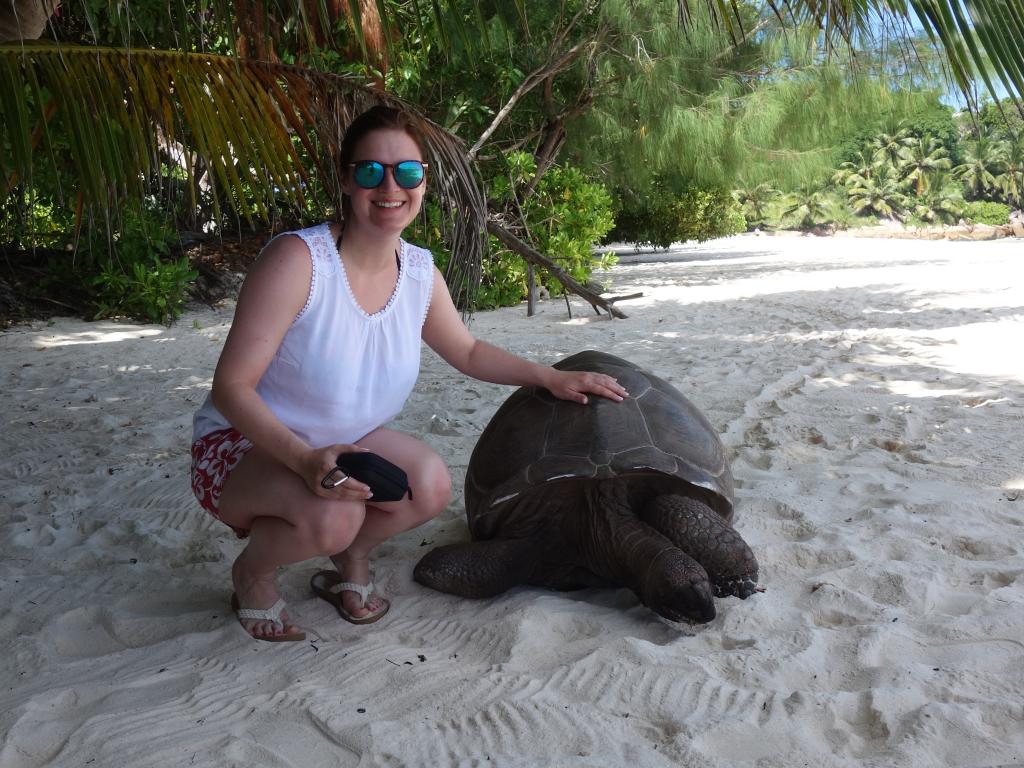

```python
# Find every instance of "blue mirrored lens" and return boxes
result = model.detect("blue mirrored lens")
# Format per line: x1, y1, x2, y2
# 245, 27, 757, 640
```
394, 161, 425, 189
353, 161, 385, 189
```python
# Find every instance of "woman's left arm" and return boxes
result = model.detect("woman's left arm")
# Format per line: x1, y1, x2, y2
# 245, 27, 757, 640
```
422, 269, 627, 404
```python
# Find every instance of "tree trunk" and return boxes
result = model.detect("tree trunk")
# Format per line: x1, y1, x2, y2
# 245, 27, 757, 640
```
523, 118, 566, 200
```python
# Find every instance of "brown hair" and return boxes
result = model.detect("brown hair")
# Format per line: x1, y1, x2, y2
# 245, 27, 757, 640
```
338, 105, 427, 222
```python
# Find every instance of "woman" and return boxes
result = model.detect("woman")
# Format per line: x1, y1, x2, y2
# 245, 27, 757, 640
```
190, 106, 627, 641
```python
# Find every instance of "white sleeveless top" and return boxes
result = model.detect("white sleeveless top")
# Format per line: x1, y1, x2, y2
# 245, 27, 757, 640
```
193, 222, 435, 447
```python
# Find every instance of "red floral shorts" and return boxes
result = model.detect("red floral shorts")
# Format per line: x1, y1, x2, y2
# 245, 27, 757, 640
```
190, 427, 253, 538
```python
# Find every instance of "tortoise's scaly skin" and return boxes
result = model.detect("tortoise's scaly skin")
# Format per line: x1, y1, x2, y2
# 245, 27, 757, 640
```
414, 351, 759, 623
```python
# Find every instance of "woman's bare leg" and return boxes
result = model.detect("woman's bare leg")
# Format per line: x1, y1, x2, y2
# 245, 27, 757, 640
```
218, 445, 367, 639
328, 428, 452, 618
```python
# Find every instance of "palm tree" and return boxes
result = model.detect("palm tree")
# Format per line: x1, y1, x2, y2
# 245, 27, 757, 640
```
781, 186, 832, 230
899, 134, 952, 196
832, 147, 877, 187
913, 173, 966, 223
847, 167, 910, 219
998, 137, 1024, 208
872, 129, 915, 169
3, 0, 1024, 272
955, 137, 1009, 200
734, 182, 778, 228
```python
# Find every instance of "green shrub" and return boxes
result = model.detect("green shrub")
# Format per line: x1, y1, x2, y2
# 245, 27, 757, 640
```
479, 154, 616, 309
962, 200, 1011, 225
531, 165, 616, 294
474, 245, 531, 309
408, 158, 617, 311
610, 184, 745, 247
85, 207, 196, 325
0, 195, 75, 250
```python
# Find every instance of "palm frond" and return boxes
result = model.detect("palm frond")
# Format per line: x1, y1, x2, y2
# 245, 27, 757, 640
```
679, 0, 1024, 108
0, 44, 486, 301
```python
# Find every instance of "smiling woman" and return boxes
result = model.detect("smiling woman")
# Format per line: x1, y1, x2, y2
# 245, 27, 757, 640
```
189, 105, 629, 643
336, 108, 429, 234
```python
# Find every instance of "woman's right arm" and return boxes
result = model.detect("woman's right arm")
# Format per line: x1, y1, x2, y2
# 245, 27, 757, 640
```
210, 236, 369, 498
210, 235, 313, 473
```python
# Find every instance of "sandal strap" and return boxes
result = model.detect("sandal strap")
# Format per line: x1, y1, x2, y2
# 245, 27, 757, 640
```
235, 598, 287, 627
327, 580, 376, 608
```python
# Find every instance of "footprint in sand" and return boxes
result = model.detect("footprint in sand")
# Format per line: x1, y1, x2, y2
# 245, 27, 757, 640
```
943, 535, 1017, 561
795, 426, 830, 447
1, 444, 77, 482
856, 410, 883, 424
426, 413, 465, 436
3, 671, 203, 768
10, 522, 59, 547
756, 500, 818, 542
743, 422, 776, 450
808, 583, 880, 628
42, 594, 228, 660
828, 690, 893, 758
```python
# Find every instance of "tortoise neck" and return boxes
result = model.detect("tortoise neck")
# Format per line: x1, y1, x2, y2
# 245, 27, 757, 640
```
575, 480, 644, 584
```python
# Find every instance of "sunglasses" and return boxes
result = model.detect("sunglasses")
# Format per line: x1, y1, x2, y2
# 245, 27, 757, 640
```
347, 160, 428, 190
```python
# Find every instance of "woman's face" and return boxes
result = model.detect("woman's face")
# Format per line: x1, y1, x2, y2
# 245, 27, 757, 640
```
342, 128, 426, 236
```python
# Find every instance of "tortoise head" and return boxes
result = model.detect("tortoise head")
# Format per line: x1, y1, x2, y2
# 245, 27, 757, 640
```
643, 560, 717, 624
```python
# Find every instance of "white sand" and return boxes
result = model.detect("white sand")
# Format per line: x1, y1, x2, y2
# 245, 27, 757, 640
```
2, 234, 1022, 767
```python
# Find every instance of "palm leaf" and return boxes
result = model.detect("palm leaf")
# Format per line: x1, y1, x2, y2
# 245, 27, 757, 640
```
678, 0, 1024, 108
0, 44, 486, 301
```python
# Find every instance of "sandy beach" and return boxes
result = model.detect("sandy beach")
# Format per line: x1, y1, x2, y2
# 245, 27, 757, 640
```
1, 234, 1022, 767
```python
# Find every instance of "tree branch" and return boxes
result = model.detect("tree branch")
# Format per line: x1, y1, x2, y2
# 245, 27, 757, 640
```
486, 219, 636, 319
710, 17, 774, 62
468, 41, 588, 159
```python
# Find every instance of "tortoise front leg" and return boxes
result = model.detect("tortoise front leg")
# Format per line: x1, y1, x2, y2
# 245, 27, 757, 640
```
640, 495, 759, 599
569, 481, 717, 623
414, 538, 536, 598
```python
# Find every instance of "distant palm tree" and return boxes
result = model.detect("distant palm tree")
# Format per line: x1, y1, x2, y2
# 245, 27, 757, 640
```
872, 129, 915, 168
734, 182, 778, 228
833, 148, 878, 187
913, 173, 966, 223
998, 137, 1024, 207
782, 186, 832, 230
955, 137, 1009, 200
847, 167, 910, 219
899, 134, 952, 196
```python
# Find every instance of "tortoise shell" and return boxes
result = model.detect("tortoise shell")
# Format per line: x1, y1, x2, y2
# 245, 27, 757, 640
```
464, 350, 734, 538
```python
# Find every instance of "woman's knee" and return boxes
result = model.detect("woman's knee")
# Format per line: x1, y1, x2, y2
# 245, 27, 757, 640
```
301, 503, 364, 554
412, 457, 452, 520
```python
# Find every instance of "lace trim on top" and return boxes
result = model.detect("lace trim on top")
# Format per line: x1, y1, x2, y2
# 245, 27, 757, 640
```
292, 225, 335, 322
333, 237, 407, 320
404, 247, 435, 327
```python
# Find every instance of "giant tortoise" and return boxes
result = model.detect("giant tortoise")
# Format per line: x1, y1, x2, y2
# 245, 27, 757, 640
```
414, 350, 759, 623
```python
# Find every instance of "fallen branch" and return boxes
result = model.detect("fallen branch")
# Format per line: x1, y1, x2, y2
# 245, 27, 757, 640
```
486, 219, 640, 319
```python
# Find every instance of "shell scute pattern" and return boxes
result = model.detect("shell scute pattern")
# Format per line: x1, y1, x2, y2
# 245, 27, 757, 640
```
466, 350, 735, 534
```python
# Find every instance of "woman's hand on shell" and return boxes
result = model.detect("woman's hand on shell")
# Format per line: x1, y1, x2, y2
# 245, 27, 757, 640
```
304, 444, 373, 500
546, 370, 628, 405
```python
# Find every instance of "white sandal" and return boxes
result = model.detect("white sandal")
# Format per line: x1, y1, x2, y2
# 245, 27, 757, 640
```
230, 593, 306, 642
310, 570, 391, 625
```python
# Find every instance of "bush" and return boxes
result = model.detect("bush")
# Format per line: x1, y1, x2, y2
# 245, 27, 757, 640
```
407, 157, 617, 310
480, 154, 616, 308
82, 206, 196, 325
610, 184, 745, 248
963, 200, 1011, 225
